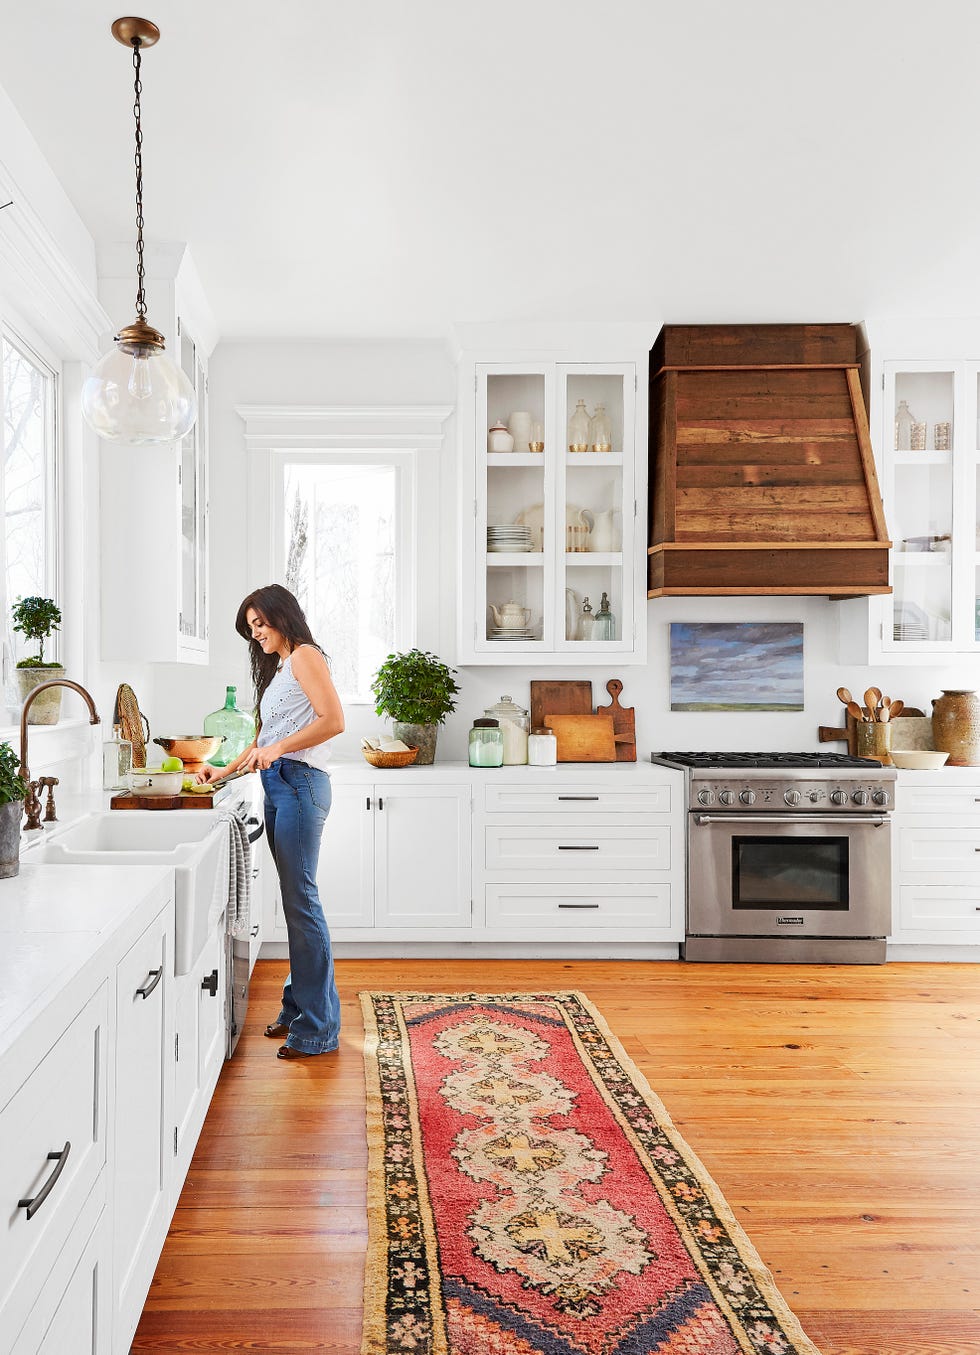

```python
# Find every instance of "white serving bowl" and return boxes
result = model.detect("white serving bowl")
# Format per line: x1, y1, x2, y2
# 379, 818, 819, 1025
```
127, 767, 185, 795
890, 750, 950, 770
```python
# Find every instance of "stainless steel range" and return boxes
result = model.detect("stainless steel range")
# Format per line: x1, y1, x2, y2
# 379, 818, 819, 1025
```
652, 752, 897, 964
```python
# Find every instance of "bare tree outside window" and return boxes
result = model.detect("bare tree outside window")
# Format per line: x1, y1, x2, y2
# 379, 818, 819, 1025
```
2, 336, 49, 659
284, 463, 397, 701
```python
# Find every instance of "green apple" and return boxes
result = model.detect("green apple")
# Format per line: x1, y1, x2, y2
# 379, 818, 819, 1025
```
161, 755, 184, 772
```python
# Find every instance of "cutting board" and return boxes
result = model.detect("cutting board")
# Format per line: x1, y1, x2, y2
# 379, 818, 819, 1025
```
818, 708, 926, 756
110, 790, 217, 810
545, 712, 616, 762
530, 679, 592, 731
595, 678, 636, 762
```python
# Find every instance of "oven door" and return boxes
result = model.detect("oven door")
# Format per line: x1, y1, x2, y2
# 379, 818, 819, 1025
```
688, 813, 892, 939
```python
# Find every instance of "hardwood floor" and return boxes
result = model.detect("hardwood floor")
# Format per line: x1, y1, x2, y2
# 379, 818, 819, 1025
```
133, 958, 980, 1354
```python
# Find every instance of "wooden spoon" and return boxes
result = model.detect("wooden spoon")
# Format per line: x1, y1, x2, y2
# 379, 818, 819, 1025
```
836, 686, 853, 706
878, 705, 891, 722
889, 699, 905, 719
864, 689, 880, 720
846, 701, 867, 723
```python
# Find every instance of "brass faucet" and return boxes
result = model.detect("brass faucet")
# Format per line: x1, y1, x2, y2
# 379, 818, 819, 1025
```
19, 680, 100, 829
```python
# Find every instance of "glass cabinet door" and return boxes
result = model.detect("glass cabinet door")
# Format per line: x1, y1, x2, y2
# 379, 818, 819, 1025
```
884, 365, 958, 652
178, 324, 208, 651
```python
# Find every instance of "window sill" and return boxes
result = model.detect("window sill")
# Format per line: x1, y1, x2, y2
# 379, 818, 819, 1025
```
0, 716, 98, 763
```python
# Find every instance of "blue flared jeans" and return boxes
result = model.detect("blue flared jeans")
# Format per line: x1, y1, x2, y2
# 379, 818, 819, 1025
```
261, 758, 340, 1053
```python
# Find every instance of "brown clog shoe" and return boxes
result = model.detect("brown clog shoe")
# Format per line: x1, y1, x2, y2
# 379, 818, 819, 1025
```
277, 1044, 318, 1060
264, 1022, 290, 1039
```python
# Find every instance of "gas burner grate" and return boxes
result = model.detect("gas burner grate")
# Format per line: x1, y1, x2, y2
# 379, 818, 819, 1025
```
655, 751, 885, 770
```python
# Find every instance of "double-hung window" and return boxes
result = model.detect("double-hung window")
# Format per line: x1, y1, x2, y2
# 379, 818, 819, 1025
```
1, 325, 60, 684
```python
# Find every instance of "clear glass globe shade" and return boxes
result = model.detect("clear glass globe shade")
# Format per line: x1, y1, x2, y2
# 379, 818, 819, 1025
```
81, 342, 197, 444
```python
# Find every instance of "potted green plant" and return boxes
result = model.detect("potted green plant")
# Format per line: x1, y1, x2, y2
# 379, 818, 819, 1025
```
370, 648, 460, 765
12, 596, 64, 725
0, 740, 28, 878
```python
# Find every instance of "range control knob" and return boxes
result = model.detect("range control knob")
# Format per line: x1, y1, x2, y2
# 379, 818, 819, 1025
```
696, 788, 714, 806
830, 789, 848, 807
739, 789, 757, 806
718, 789, 736, 805
872, 789, 890, 806
852, 789, 871, 806
783, 789, 802, 807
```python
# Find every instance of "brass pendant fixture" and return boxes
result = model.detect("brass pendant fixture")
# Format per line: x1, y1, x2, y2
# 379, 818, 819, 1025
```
81, 16, 197, 445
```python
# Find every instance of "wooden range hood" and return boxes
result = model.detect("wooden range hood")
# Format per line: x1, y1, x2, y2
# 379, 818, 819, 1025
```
647, 323, 891, 598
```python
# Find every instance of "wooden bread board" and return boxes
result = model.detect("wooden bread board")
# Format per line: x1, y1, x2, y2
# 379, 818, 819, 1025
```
110, 790, 217, 810
545, 712, 616, 762
530, 680, 592, 731
595, 678, 636, 762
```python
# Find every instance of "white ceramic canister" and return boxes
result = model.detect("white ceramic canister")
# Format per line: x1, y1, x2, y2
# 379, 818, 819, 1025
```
507, 411, 533, 454
488, 420, 515, 453
528, 727, 557, 766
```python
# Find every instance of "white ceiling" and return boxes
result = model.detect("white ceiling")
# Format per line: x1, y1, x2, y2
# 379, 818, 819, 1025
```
2, 1, 978, 341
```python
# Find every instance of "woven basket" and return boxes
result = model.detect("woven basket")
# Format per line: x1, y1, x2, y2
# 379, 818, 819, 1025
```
361, 746, 419, 769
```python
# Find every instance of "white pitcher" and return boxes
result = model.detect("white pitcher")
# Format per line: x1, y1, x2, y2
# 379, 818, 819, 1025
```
590, 508, 621, 553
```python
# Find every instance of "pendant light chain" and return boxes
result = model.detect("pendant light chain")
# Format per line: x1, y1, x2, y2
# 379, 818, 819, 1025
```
131, 37, 147, 321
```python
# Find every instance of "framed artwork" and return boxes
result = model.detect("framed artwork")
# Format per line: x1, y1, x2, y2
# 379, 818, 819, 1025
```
669, 622, 804, 712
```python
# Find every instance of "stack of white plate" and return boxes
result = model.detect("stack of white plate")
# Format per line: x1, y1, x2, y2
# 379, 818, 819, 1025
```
487, 524, 532, 553
489, 626, 538, 640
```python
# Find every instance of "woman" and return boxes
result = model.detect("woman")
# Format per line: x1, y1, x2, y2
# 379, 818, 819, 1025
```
198, 584, 345, 1060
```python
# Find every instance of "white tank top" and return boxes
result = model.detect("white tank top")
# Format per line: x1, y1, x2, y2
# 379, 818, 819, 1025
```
257, 647, 333, 771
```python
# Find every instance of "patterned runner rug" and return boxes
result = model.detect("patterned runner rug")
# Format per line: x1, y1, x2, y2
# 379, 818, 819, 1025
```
360, 991, 820, 1355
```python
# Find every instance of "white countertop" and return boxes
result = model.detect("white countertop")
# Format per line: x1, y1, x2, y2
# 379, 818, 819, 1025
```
325, 757, 680, 780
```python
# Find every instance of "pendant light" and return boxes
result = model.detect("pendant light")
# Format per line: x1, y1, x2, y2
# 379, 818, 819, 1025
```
81, 17, 197, 445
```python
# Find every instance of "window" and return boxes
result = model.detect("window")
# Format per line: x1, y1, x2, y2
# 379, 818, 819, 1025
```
1, 329, 59, 667
278, 456, 412, 703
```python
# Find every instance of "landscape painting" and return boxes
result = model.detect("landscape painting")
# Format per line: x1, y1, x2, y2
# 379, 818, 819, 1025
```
669, 622, 804, 712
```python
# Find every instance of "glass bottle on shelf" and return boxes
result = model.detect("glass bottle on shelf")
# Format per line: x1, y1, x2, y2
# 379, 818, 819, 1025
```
102, 723, 132, 790
578, 596, 595, 641
568, 398, 591, 453
593, 591, 616, 640
468, 718, 504, 767
895, 399, 914, 451
529, 420, 544, 453
203, 685, 256, 765
590, 402, 612, 452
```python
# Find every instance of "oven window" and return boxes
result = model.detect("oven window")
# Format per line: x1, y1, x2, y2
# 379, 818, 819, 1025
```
732, 836, 849, 909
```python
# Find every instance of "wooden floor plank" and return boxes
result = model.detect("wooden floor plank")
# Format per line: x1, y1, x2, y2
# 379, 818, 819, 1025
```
132, 957, 980, 1355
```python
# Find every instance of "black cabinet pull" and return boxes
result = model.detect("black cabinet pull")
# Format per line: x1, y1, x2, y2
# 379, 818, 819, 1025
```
378, 797, 384, 811
136, 967, 162, 1000
201, 968, 219, 997
558, 902, 601, 909
365, 796, 372, 810
558, 795, 600, 801
250, 923, 260, 938
557, 844, 599, 851
18, 1142, 71, 1220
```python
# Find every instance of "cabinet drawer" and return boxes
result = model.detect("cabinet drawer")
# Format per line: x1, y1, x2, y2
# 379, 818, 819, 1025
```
0, 983, 108, 1326
899, 785, 980, 817
485, 824, 669, 872
898, 884, 980, 935
486, 883, 672, 931
482, 782, 672, 815
899, 826, 980, 873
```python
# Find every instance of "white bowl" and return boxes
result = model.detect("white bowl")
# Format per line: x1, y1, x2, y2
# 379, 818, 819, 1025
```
890, 750, 950, 770
127, 767, 185, 795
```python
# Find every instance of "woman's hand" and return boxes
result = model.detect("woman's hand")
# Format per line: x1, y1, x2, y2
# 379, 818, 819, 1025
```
194, 764, 223, 784
240, 742, 283, 771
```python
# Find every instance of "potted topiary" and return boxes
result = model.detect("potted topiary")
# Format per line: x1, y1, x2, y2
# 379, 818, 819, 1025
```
0, 740, 28, 877
12, 596, 64, 725
370, 648, 460, 765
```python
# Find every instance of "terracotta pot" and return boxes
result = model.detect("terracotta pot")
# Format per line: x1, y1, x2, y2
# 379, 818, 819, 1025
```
392, 722, 438, 766
931, 689, 980, 766
16, 667, 65, 725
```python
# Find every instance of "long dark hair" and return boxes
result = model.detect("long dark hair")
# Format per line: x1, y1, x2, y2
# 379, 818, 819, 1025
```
235, 584, 326, 713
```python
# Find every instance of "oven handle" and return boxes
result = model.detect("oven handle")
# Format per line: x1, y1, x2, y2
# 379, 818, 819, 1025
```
693, 813, 889, 827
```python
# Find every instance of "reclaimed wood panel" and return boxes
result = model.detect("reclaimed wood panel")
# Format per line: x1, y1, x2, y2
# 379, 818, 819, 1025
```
674, 512, 874, 541
648, 543, 890, 594
677, 463, 866, 487
651, 321, 859, 369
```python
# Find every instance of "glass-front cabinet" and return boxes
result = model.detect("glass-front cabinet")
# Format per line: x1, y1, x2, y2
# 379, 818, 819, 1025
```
459, 359, 642, 664
880, 360, 978, 656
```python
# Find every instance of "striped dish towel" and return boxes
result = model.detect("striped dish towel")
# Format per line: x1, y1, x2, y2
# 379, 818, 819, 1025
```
221, 812, 252, 936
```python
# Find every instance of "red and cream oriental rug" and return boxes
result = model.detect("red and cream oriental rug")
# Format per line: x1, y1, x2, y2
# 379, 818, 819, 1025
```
360, 991, 820, 1355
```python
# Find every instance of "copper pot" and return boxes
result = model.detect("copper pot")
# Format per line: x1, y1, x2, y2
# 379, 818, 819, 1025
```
152, 734, 225, 770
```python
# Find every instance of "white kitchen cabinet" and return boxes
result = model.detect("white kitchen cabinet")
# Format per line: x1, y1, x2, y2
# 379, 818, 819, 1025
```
456, 343, 648, 665
840, 321, 980, 664
10, 1192, 110, 1355
266, 779, 473, 940
474, 767, 685, 944
891, 772, 980, 947
112, 906, 173, 1354
173, 914, 226, 1182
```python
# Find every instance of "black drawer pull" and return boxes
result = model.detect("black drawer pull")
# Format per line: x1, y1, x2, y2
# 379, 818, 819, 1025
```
136, 967, 162, 1000
19, 1142, 71, 1220
250, 923, 260, 937
201, 968, 219, 997
378, 797, 384, 811
558, 795, 600, 801
366, 796, 371, 810
558, 903, 601, 909
557, 844, 599, 851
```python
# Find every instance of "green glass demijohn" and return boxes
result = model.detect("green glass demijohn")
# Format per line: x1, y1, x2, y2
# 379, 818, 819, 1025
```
203, 686, 256, 766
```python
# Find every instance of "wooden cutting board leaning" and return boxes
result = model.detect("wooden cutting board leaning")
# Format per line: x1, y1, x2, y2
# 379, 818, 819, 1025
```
544, 713, 617, 762
594, 678, 637, 761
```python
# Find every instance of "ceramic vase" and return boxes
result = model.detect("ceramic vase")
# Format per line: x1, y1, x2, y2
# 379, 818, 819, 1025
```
931, 689, 980, 766
392, 721, 438, 766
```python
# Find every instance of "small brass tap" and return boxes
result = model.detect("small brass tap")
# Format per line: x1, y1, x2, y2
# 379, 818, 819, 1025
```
19, 680, 100, 829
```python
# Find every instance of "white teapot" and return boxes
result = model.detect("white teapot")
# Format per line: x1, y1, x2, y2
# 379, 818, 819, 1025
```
490, 601, 531, 629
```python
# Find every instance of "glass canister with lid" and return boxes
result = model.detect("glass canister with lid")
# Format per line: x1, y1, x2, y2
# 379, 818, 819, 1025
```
484, 695, 529, 764
528, 726, 557, 766
469, 717, 504, 767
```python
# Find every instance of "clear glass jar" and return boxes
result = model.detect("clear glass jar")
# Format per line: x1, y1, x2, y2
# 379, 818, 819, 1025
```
484, 695, 529, 764
102, 723, 132, 790
469, 717, 504, 767
203, 685, 256, 766
528, 727, 557, 766
590, 402, 612, 452
568, 398, 591, 452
